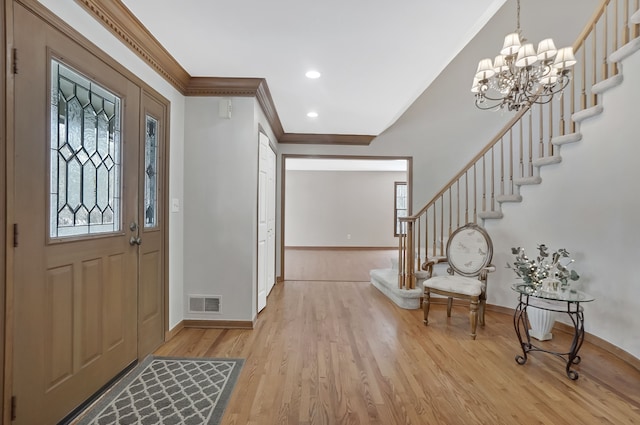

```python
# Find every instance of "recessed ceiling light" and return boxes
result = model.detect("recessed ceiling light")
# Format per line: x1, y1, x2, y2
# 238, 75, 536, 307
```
305, 70, 321, 79
307, 111, 318, 118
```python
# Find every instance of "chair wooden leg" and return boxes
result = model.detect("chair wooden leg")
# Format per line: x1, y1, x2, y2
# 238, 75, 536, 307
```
447, 297, 453, 317
470, 299, 479, 340
479, 299, 486, 326
423, 289, 431, 325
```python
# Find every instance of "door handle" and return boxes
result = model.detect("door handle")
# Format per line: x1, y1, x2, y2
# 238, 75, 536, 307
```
129, 222, 142, 246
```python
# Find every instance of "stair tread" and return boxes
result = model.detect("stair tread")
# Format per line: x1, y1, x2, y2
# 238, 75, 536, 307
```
478, 211, 503, 220
514, 176, 542, 185
496, 194, 522, 203
533, 156, 562, 167
609, 37, 640, 63
552, 133, 582, 145
572, 105, 603, 123
592, 74, 624, 94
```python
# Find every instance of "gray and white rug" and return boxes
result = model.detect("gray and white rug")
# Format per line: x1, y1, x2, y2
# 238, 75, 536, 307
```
75, 356, 244, 425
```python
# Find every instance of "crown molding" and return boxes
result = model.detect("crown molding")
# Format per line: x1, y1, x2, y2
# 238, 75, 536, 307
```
184, 77, 286, 139
72, 0, 375, 146
186, 77, 263, 97
255, 79, 286, 139
73, 0, 191, 92
278, 133, 376, 146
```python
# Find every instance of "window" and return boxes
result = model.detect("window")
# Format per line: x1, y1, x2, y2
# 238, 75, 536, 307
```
144, 115, 158, 228
49, 60, 121, 238
394, 181, 407, 236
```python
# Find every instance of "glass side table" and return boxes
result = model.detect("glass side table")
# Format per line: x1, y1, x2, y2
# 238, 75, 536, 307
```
511, 283, 595, 380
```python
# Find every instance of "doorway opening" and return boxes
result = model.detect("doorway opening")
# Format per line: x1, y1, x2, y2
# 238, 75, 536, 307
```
282, 155, 412, 282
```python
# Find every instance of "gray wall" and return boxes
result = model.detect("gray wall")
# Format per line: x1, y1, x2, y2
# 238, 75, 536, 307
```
183, 97, 258, 321
285, 170, 406, 247
182, 97, 280, 322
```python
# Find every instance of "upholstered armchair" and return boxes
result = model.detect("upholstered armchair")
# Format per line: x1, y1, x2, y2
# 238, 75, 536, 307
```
422, 223, 495, 339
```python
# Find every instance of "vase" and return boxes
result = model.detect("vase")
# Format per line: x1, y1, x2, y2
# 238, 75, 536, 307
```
527, 300, 557, 341
540, 277, 561, 293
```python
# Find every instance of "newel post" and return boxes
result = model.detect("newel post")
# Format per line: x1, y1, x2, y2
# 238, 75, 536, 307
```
398, 216, 417, 290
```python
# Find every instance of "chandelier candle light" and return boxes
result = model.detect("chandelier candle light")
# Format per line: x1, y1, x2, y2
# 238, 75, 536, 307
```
472, 0, 577, 111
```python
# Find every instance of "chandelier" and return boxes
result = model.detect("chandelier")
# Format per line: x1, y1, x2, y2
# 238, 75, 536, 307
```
472, 0, 576, 111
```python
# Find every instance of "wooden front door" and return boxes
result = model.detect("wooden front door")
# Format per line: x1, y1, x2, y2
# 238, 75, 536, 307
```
11, 3, 164, 423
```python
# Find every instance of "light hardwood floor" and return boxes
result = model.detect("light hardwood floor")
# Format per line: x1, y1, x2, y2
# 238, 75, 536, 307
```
156, 281, 640, 425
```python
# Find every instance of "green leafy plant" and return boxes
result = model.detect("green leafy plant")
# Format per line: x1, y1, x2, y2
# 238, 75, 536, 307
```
507, 244, 580, 289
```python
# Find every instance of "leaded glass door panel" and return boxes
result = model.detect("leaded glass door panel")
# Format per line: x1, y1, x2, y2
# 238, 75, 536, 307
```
12, 5, 140, 424
137, 92, 167, 359
50, 60, 122, 238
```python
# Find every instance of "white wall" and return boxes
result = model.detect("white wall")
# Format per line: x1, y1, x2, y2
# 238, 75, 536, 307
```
254, 101, 281, 284
285, 170, 405, 247
485, 49, 640, 358
36, 0, 186, 330
183, 97, 260, 322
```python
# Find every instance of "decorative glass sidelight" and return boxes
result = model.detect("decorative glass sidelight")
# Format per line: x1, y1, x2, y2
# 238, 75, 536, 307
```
50, 60, 121, 238
144, 115, 158, 228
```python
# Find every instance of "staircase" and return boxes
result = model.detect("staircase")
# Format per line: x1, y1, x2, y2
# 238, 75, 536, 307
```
395, 0, 640, 295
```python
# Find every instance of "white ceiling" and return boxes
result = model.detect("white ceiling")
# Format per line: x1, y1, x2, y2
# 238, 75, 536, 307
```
121, 0, 506, 136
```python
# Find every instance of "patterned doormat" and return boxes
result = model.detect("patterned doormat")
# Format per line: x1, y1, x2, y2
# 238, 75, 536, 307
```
74, 356, 244, 425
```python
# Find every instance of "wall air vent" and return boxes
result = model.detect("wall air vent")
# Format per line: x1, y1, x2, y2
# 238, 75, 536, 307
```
188, 295, 221, 313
